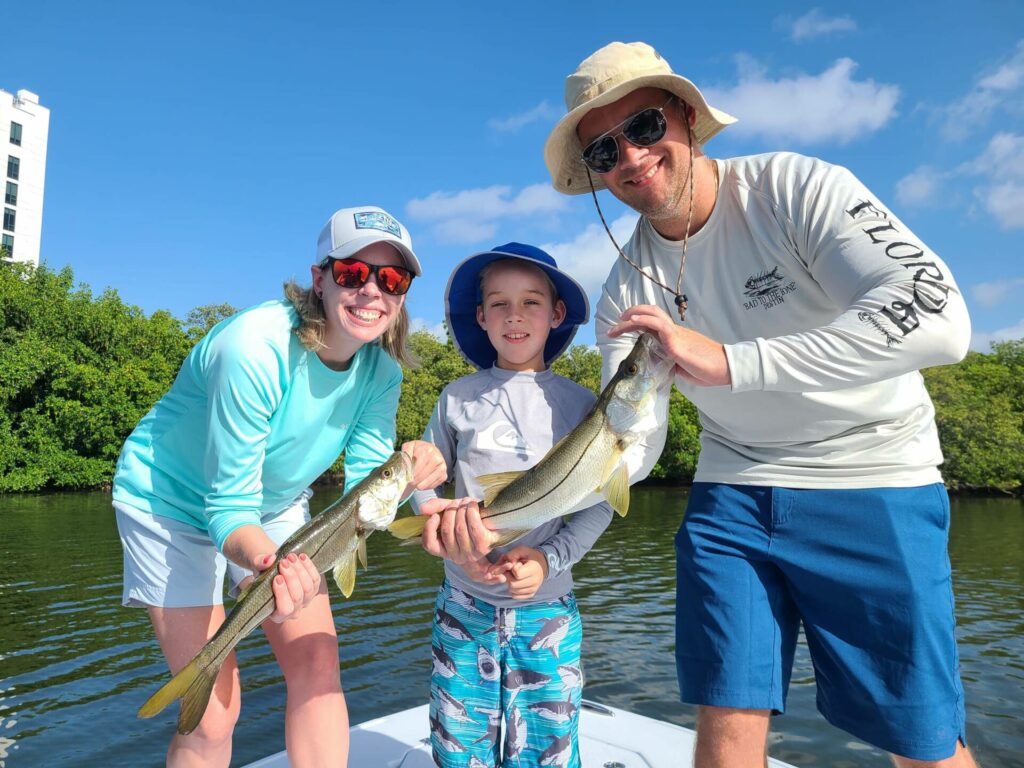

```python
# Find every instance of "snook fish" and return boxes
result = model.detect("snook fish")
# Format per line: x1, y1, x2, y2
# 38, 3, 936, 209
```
138, 451, 415, 734
388, 333, 671, 547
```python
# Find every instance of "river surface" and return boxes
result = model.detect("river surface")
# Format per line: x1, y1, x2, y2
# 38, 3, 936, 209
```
1, 489, 1021, 767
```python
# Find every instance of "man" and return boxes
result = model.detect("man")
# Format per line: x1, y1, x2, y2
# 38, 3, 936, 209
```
544, 41, 977, 768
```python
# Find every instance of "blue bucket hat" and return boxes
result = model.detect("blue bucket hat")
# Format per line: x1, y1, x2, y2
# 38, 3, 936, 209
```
445, 242, 590, 370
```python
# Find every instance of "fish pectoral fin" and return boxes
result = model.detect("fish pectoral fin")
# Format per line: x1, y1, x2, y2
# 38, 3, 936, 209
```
357, 533, 368, 570
476, 470, 523, 507
388, 514, 427, 540
600, 460, 630, 518
332, 554, 357, 599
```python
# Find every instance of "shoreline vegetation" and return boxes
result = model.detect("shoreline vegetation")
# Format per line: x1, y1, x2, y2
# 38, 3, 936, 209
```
3, 263, 1022, 497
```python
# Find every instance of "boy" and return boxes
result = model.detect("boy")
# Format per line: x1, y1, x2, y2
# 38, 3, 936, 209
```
413, 243, 613, 768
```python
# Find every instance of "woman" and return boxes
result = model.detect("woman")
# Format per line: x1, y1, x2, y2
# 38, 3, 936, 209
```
113, 206, 446, 767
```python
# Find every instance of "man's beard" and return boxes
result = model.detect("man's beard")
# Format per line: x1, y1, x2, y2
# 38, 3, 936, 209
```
629, 169, 692, 225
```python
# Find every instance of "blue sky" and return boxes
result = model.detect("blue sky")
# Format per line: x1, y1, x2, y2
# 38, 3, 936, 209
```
6, 1, 1023, 349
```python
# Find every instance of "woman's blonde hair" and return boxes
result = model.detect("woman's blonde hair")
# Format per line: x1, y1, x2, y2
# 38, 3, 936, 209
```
283, 279, 417, 368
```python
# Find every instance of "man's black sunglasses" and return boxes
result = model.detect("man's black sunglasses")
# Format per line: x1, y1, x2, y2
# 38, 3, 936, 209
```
581, 96, 674, 174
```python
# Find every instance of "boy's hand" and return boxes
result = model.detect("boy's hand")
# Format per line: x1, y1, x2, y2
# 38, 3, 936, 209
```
420, 497, 498, 564
495, 546, 549, 600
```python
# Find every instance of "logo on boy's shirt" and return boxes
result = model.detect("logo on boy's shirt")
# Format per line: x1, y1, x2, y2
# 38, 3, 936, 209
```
742, 267, 797, 311
477, 421, 534, 456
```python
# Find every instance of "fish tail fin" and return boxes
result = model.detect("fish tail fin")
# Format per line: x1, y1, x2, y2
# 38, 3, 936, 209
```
138, 657, 217, 735
333, 551, 357, 598
388, 515, 427, 541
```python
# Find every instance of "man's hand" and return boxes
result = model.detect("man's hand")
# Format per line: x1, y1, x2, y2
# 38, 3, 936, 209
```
608, 304, 731, 387
493, 546, 549, 600
419, 497, 498, 564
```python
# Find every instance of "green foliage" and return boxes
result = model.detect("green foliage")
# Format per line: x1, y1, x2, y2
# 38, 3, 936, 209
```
648, 389, 701, 483
184, 303, 238, 342
924, 348, 1024, 494
397, 330, 474, 447
1, 260, 1021, 495
0, 262, 191, 491
551, 345, 602, 393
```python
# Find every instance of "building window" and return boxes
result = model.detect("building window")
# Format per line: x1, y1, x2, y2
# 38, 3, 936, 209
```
1, 234, 12, 258
3, 207, 14, 232
6, 156, 18, 180
4, 182, 16, 205
9, 122, 22, 146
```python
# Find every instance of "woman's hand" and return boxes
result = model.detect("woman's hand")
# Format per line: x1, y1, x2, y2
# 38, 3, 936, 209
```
419, 496, 498, 564
401, 440, 448, 492
608, 304, 731, 387
225, 524, 322, 623
248, 551, 323, 623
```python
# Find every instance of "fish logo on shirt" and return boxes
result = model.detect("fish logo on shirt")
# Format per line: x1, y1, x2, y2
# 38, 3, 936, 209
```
476, 420, 534, 456
742, 267, 797, 310
743, 267, 784, 297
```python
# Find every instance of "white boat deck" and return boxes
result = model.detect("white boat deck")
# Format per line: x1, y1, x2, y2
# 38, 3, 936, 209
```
243, 700, 797, 767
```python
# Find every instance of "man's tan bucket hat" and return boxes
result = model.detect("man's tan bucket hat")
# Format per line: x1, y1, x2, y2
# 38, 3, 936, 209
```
544, 41, 737, 195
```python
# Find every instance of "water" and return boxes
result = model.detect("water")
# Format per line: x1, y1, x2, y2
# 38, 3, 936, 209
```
1, 489, 1021, 767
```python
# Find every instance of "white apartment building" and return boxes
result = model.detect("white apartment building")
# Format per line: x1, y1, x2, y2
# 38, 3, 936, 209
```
1, 89, 49, 266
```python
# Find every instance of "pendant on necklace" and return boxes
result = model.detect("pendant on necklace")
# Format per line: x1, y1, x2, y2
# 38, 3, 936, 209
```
675, 293, 688, 322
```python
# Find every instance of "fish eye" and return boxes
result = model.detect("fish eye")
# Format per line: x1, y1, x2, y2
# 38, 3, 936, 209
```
383, 469, 393, 479
627, 363, 639, 375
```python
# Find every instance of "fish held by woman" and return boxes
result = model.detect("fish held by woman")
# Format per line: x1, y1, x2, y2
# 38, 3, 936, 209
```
137, 450, 414, 734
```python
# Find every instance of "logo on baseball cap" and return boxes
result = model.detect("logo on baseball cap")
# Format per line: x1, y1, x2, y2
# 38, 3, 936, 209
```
317, 206, 421, 275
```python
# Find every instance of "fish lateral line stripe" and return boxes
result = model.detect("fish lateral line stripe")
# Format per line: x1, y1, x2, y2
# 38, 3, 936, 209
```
479, 417, 608, 521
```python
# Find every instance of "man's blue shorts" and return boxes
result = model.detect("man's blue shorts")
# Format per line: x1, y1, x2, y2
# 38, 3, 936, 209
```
675, 482, 966, 761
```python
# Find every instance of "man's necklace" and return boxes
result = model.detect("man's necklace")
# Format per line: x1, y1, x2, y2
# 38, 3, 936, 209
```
588, 130, 718, 323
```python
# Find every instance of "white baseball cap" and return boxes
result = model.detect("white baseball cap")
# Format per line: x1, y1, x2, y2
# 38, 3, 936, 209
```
316, 206, 422, 275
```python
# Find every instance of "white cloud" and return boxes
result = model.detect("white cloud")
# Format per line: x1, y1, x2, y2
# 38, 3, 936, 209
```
971, 278, 1024, 308
434, 218, 497, 244
974, 132, 1024, 180
782, 8, 857, 41
898, 132, 1024, 229
971, 318, 1024, 351
970, 132, 1024, 229
540, 212, 639, 301
940, 40, 1024, 141
980, 181, 1024, 229
704, 57, 899, 145
406, 183, 570, 244
410, 317, 447, 340
488, 101, 559, 133
895, 165, 946, 207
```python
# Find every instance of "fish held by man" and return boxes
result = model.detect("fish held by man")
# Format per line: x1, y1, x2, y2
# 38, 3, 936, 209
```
388, 333, 672, 547
137, 451, 415, 734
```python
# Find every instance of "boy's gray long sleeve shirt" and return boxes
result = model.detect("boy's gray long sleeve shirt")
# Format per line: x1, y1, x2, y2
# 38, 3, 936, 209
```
411, 366, 614, 608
